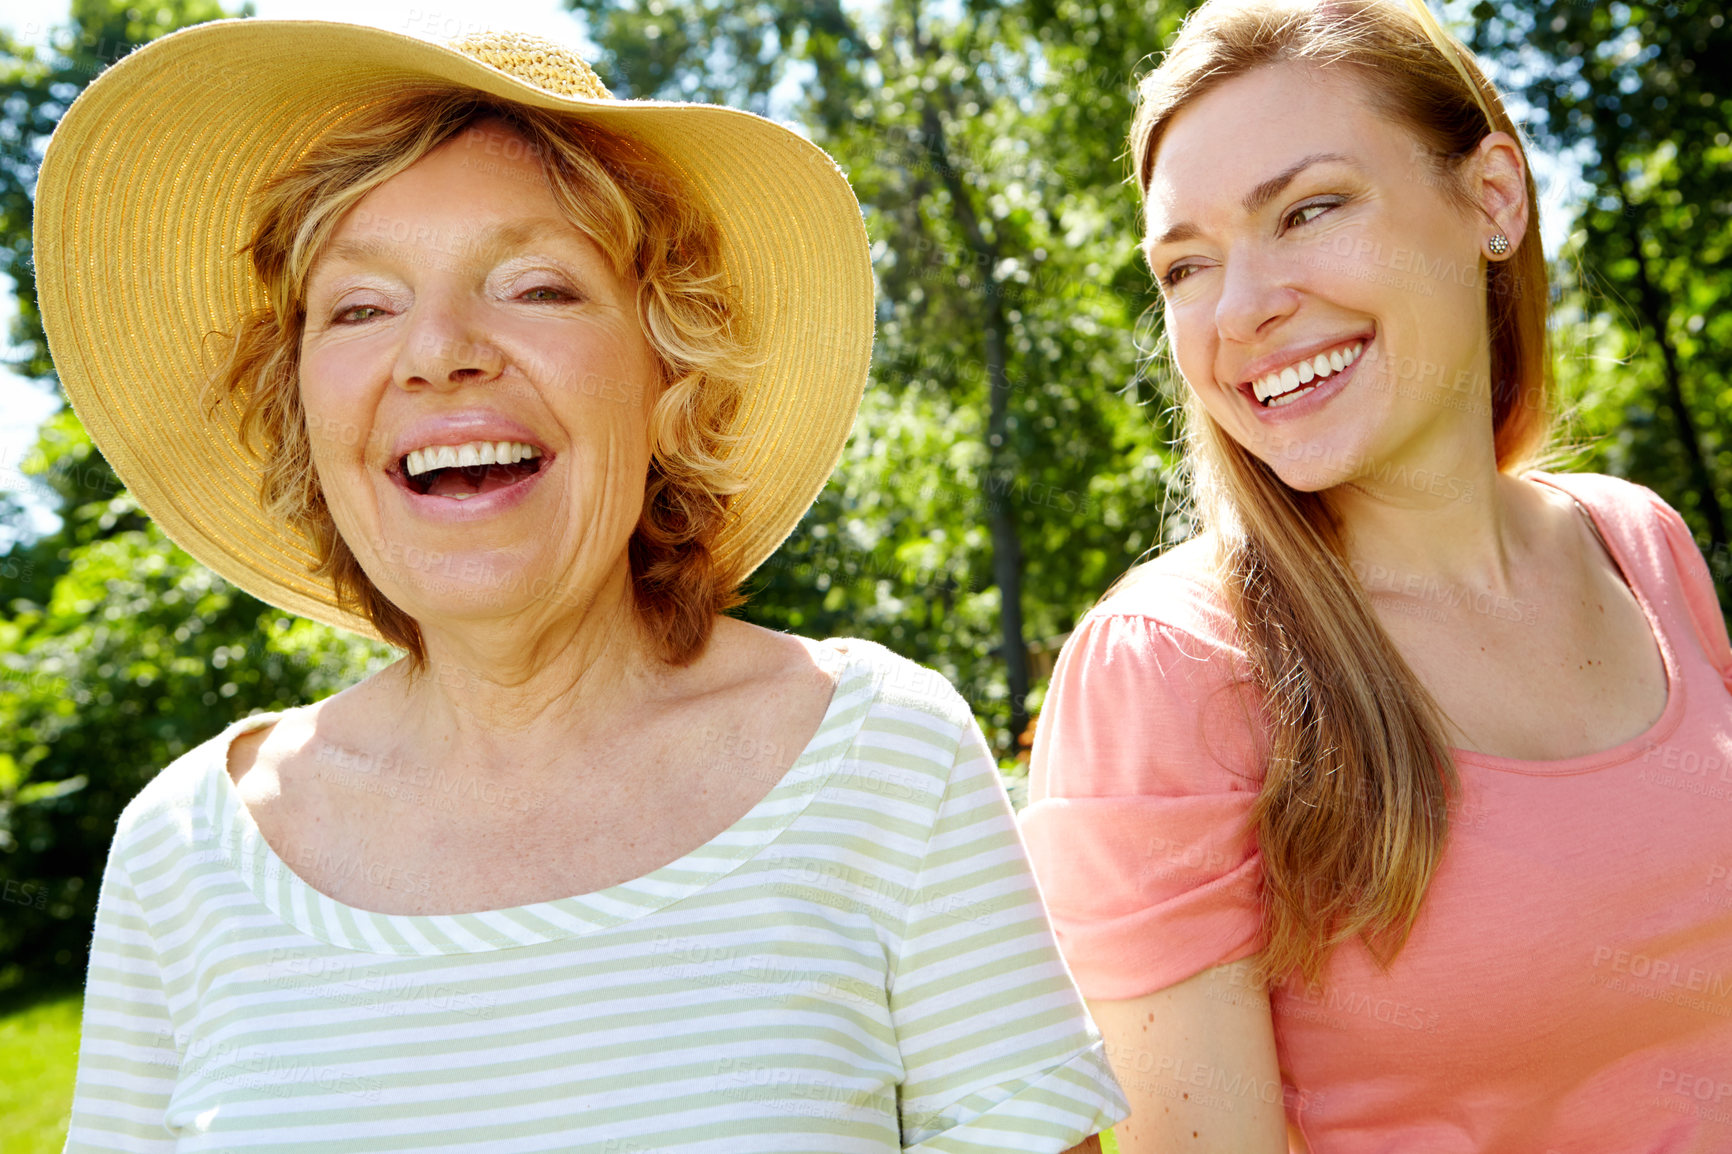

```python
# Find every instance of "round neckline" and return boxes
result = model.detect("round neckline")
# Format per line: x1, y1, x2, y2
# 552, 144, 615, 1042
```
1448, 471, 1684, 775
208, 638, 873, 954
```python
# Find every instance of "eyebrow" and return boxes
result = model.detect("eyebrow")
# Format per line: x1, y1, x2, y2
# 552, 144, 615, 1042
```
1244, 151, 1358, 214
1147, 152, 1359, 249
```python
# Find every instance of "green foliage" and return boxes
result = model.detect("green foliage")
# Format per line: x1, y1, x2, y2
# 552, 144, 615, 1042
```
2, 0, 1729, 1003
0, 479, 394, 986
575, 0, 1192, 747
0, 0, 392, 992
1468, 0, 1732, 605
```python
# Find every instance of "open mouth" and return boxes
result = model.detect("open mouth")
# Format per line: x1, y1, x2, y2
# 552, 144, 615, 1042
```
397, 441, 547, 500
1247, 337, 1369, 408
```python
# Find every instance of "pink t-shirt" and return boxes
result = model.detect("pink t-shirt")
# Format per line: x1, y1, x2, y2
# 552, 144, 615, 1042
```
1021, 472, 1732, 1152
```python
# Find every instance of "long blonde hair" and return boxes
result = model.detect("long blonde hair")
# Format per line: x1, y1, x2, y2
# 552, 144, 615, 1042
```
1130, 0, 1552, 983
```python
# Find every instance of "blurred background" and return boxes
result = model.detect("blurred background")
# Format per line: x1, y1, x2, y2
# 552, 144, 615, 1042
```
0, 0, 1726, 1145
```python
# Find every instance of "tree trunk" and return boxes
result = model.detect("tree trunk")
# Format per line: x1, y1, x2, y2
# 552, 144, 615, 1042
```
1606, 147, 1729, 592
917, 97, 1032, 745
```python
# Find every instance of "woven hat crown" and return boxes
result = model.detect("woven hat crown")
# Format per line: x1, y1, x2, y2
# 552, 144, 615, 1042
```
448, 32, 614, 100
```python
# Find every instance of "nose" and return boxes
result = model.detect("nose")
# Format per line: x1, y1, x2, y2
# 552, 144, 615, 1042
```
392, 294, 506, 390
1213, 244, 1300, 347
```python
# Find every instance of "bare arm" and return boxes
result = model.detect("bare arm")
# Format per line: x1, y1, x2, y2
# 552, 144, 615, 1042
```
1061, 1136, 1103, 1153
1087, 958, 1289, 1154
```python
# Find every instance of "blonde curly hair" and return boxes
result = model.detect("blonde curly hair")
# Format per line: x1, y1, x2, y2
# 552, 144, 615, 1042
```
208, 89, 753, 668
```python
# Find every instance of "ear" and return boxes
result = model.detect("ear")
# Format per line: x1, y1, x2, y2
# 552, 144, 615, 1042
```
1469, 131, 1529, 258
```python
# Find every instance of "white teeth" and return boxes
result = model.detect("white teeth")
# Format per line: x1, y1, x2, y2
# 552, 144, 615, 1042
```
1250, 341, 1365, 406
403, 441, 544, 478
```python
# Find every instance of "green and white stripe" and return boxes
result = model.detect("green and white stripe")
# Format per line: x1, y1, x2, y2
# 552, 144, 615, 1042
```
66, 638, 1127, 1152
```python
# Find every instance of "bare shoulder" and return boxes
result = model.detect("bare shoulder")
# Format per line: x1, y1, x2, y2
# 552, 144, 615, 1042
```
1508, 471, 1631, 582
702, 617, 841, 701
671, 619, 845, 764
1514, 471, 1596, 531
224, 706, 330, 802
1150, 530, 1220, 573
224, 672, 394, 791
226, 724, 272, 786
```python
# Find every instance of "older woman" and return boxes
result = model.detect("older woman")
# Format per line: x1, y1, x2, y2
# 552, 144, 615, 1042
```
1021, 0, 1732, 1151
37, 20, 1126, 1152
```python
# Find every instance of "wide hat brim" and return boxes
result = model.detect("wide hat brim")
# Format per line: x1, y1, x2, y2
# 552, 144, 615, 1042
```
33, 19, 873, 639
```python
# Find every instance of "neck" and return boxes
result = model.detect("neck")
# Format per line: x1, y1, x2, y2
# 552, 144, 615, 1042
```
369, 566, 674, 781
1326, 426, 1532, 598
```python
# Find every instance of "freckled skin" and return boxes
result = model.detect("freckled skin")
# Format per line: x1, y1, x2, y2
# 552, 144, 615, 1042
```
1081, 54, 1674, 1154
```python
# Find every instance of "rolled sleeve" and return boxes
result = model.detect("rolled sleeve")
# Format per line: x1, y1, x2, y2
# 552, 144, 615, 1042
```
1646, 486, 1732, 689
903, 1044, 1125, 1152
1020, 605, 1267, 1000
890, 711, 1129, 1151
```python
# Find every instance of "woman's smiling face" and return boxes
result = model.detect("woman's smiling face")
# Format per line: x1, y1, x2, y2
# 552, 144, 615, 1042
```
299, 119, 661, 629
1143, 63, 1523, 494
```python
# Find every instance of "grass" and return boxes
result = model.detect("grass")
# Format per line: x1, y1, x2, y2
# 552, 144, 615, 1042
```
0, 988, 1121, 1153
0, 987, 81, 1154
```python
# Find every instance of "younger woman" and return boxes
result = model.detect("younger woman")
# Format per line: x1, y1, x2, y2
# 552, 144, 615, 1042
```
1021, 1, 1732, 1150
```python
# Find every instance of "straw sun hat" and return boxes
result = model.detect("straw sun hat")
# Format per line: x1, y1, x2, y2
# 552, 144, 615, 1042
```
33, 19, 873, 638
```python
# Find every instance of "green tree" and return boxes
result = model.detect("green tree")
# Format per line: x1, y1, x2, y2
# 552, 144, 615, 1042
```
0, 462, 393, 987
0, 0, 395, 991
573, 0, 1190, 747
1468, 0, 1732, 608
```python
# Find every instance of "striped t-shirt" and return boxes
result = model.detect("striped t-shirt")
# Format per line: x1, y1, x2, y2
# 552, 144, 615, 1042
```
65, 638, 1128, 1152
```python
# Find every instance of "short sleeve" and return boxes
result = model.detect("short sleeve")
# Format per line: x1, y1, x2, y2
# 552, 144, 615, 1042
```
1019, 605, 1266, 1001
64, 841, 179, 1153
889, 712, 1129, 1152
1646, 488, 1732, 688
